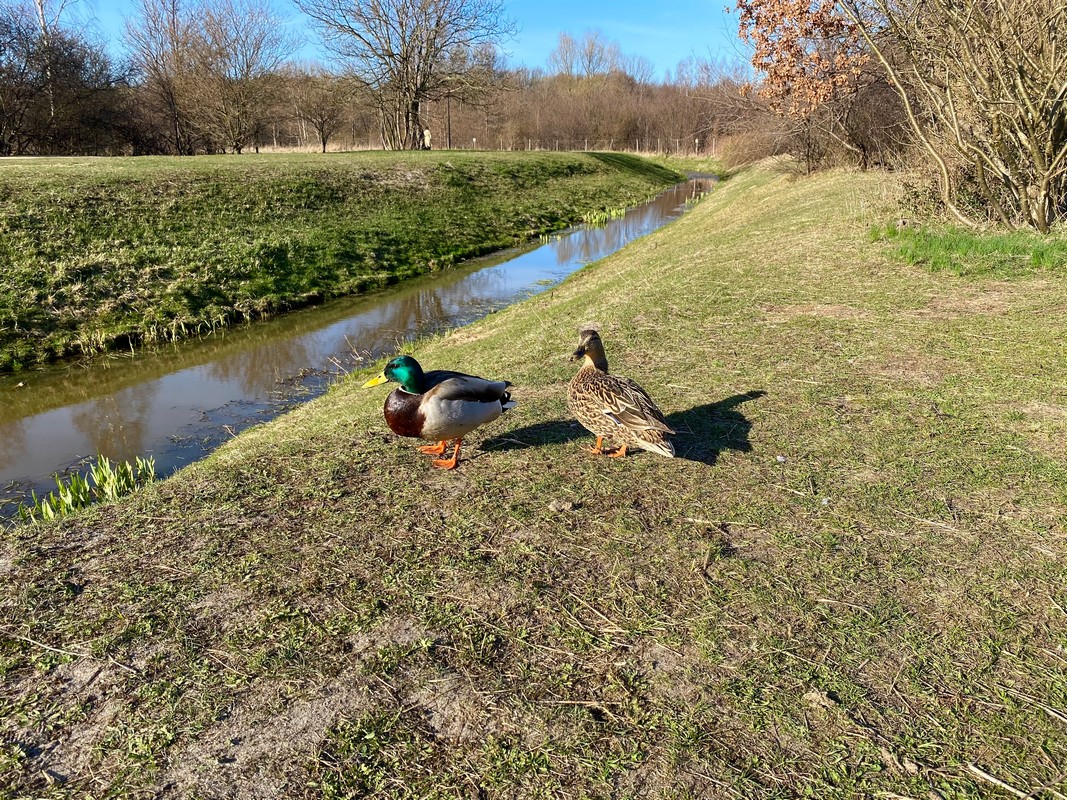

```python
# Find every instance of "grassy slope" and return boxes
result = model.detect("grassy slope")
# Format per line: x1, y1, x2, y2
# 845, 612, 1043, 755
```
0, 151, 680, 372
2, 162, 1066, 798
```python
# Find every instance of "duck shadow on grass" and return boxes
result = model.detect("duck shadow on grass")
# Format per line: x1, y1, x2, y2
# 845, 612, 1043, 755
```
482, 390, 766, 467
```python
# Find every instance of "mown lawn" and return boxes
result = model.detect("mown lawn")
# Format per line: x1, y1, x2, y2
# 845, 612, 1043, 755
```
0, 151, 681, 372
1, 161, 1065, 799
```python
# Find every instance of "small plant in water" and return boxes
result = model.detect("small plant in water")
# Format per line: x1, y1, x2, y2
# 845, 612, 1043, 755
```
18, 455, 157, 523
582, 207, 627, 227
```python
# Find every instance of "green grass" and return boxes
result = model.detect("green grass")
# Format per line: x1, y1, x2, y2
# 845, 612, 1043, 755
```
872, 221, 1067, 277
17, 455, 157, 524
0, 151, 682, 372
1, 161, 1066, 799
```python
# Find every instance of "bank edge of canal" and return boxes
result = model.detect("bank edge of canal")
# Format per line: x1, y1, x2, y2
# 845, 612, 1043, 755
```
0, 151, 685, 373
0, 157, 711, 519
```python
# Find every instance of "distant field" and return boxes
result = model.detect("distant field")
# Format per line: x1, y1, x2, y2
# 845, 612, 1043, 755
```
0, 151, 682, 372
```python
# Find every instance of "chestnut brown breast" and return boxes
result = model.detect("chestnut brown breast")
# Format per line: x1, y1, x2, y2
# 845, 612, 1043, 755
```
383, 390, 426, 438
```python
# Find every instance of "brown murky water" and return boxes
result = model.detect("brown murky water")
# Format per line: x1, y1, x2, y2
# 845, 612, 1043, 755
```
0, 177, 713, 515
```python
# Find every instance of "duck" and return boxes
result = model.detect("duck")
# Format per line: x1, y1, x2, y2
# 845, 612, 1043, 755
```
567, 329, 675, 458
361, 355, 516, 469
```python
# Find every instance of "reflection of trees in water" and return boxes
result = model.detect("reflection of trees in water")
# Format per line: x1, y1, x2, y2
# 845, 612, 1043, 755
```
206, 336, 314, 395
551, 206, 657, 265
331, 270, 515, 358
547, 182, 711, 267
69, 380, 161, 462
0, 420, 28, 473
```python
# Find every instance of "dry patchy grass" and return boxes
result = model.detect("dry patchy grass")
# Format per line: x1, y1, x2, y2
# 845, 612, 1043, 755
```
1, 163, 1065, 799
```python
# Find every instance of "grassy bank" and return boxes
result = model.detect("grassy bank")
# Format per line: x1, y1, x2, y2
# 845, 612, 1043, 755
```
0, 151, 681, 372
2, 162, 1066, 798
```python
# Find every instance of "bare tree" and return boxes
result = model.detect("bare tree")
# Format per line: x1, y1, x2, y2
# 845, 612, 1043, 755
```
30, 0, 76, 118
432, 42, 501, 147
291, 66, 351, 151
839, 0, 1067, 231
547, 32, 578, 77
125, 0, 197, 153
184, 0, 299, 153
0, 3, 40, 153
0, 0, 129, 154
577, 30, 619, 78
295, 0, 514, 149
548, 30, 622, 80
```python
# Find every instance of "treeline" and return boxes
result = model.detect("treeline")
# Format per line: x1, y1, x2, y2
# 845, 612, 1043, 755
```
0, 0, 909, 169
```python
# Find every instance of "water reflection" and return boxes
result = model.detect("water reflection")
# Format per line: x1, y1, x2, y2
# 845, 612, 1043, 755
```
0, 177, 714, 515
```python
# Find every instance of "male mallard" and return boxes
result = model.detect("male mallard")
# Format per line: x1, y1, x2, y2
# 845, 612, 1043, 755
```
362, 355, 516, 469
567, 329, 675, 458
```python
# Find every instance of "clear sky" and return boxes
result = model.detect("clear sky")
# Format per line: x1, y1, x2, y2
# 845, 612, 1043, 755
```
74, 0, 746, 81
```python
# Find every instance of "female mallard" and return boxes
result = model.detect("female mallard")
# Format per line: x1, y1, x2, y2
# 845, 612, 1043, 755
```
568, 329, 675, 458
362, 355, 516, 469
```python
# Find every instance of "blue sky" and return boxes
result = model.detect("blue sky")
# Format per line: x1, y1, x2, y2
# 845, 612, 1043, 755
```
76, 0, 745, 81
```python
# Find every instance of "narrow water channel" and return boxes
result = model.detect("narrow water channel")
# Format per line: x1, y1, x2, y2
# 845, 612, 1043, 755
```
0, 177, 714, 516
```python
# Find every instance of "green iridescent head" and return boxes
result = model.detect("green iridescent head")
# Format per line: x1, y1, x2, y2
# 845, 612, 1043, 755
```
361, 355, 426, 393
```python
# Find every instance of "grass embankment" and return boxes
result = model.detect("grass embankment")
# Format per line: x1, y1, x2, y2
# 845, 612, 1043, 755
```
0, 151, 682, 372
2, 163, 1066, 798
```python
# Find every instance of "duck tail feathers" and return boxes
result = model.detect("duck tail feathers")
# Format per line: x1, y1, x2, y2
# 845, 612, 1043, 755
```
636, 435, 675, 458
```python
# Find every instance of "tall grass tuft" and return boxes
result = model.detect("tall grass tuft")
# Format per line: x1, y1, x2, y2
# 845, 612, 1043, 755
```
872, 222, 1067, 277
18, 455, 156, 523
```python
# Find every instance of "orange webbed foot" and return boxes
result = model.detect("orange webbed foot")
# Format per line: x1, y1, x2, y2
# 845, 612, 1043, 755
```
431, 440, 462, 470
419, 440, 448, 455
605, 444, 629, 458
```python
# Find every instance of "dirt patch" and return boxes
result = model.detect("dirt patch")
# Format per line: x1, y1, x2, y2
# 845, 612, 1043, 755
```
861, 352, 948, 387
407, 673, 503, 744
907, 283, 1023, 319
188, 585, 255, 637
630, 639, 713, 706
1014, 402, 1067, 460
161, 671, 374, 799
160, 616, 431, 799
761, 303, 871, 323
9, 658, 131, 787
1022, 402, 1067, 421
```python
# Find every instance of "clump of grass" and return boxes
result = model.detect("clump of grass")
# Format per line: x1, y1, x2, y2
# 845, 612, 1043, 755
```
17, 454, 156, 523
582, 206, 627, 226
871, 222, 1067, 277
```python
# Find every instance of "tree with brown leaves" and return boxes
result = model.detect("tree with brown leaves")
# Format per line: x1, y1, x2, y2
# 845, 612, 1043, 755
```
736, 0, 867, 118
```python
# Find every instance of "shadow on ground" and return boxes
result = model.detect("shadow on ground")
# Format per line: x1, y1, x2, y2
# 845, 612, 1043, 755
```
667, 390, 766, 465
482, 390, 766, 466
482, 419, 587, 452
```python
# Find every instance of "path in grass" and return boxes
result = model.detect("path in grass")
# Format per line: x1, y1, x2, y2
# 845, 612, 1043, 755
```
1, 162, 1065, 798
0, 151, 681, 371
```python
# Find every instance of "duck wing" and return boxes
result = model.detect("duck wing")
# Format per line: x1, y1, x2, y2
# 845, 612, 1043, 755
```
423, 370, 513, 404
599, 375, 675, 434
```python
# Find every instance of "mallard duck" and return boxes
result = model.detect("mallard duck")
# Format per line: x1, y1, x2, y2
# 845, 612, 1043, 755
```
362, 355, 516, 469
567, 329, 675, 458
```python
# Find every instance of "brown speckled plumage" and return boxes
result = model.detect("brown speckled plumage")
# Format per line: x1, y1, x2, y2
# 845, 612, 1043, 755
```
567, 330, 675, 458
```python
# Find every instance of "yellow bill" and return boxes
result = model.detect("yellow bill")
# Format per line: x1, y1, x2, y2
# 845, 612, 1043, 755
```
361, 373, 389, 388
